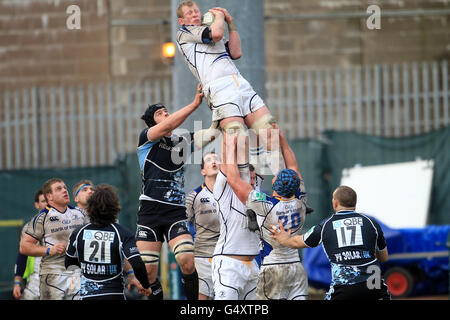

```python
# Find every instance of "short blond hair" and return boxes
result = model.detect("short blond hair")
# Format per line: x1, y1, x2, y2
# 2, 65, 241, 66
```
177, 1, 197, 18
334, 185, 357, 208
42, 178, 64, 202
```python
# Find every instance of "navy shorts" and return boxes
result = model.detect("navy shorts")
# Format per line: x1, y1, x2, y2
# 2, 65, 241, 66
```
136, 200, 191, 243
326, 281, 391, 300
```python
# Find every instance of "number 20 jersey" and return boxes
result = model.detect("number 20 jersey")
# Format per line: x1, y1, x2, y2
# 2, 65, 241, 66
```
245, 182, 307, 266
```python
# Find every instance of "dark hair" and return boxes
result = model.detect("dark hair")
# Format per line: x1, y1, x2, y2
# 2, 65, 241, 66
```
86, 184, 121, 227
34, 189, 44, 203
201, 152, 217, 169
141, 103, 166, 127
249, 164, 255, 172
334, 185, 357, 208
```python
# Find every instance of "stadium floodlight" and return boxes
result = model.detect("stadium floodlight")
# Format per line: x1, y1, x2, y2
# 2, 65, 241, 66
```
162, 41, 175, 59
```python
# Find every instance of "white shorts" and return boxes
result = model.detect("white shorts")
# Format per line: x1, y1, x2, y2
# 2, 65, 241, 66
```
204, 74, 265, 122
212, 255, 259, 300
22, 273, 40, 300
257, 262, 308, 300
195, 257, 214, 298
39, 272, 81, 300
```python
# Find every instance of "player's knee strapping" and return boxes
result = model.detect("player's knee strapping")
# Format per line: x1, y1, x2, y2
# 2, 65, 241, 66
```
222, 121, 247, 137
172, 238, 195, 259
249, 113, 277, 134
249, 114, 286, 175
140, 251, 160, 266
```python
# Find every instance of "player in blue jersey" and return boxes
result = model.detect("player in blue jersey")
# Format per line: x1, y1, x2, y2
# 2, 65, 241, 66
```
65, 184, 151, 300
271, 185, 391, 300
135, 85, 203, 300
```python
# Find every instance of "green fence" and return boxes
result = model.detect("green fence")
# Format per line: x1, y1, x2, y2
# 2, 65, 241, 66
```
1, 127, 449, 298
0, 161, 136, 298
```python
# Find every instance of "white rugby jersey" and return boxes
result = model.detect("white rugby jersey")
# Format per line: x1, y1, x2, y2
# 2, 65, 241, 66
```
213, 170, 260, 257
25, 205, 89, 275
20, 222, 42, 276
246, 181, 307, 265
254, 174, 264, 192
176, 25, 239, 89
186, 184, 220, 257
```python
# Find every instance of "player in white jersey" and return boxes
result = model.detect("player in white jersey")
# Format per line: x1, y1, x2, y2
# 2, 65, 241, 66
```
185, 152, 220, 299
72, 180, 95, 214
13, 189, 47, 300
211, 133, 260, 300
224, 126, 309, 300
20, 178, 89, 300
176, 1, 285, 176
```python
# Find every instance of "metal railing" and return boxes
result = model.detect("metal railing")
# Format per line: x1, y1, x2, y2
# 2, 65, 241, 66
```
267, 60, 449, 140
0, 61, 449, 170
0, 76, 172, 170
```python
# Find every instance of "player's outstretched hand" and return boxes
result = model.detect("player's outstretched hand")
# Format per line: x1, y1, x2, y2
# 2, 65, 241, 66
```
270, 220, 291, 246
192, 83, 204, 108
212, 7, 232, 23
208, 8, 225, 20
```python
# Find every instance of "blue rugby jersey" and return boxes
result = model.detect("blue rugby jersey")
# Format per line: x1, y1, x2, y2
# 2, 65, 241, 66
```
65, 223, 149, 299
303, 211, 387, 286
137, 128, 193, 206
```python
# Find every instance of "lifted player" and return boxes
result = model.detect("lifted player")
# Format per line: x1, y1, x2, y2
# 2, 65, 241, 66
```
176, 1, 284, 175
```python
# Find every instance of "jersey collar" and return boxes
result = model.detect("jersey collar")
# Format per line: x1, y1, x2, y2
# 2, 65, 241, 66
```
335, 210, 356, 215
274, 195, 295, 201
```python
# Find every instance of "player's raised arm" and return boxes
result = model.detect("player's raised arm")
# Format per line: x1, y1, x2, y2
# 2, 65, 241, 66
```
147, 84, 203, 141
222, 133, 253, 205
275, 124, 302, 180
212, 7, 242, 59
208, 8, 226, 42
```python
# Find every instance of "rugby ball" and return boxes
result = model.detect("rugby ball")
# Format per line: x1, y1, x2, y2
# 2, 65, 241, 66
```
202, 12, 215, 26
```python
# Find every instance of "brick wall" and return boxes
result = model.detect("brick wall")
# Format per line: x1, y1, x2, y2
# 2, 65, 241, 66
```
0, 0, 449, 88
264, 0, 450, 70
109, 0, 171, 80
0, 0, 110, 89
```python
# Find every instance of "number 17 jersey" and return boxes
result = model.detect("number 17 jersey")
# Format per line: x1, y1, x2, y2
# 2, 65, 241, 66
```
303, 210, 387, 286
